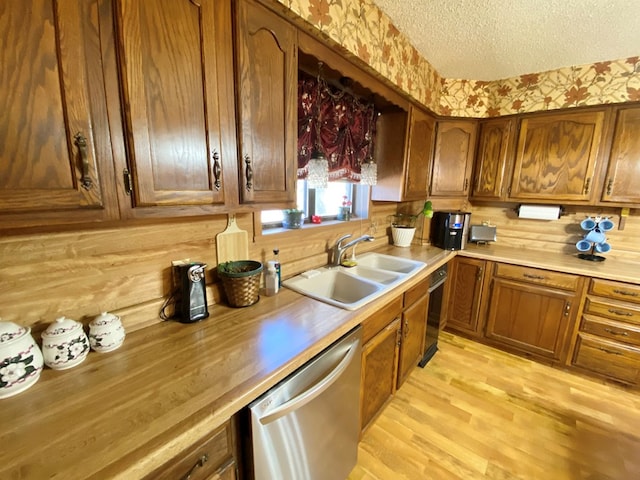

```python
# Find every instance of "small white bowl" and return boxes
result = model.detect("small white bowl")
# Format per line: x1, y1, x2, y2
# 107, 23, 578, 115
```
89, 312, 125, 353
41, 317, 90, 370
0, 320, 44, 399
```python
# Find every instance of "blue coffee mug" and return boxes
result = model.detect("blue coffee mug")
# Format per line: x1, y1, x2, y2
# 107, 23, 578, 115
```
576, 239, 592, 252
580, 217, 596, 231
595, 242, 611, 253
584, 229, 605, 244
598, 218, 614, 232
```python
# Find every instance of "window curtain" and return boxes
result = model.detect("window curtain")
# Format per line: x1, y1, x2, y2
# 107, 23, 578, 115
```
297, 72, 377, 182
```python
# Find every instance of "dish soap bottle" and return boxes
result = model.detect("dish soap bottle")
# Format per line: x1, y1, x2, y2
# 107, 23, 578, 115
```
265, 260, 279, 296
273, 248, 281, 287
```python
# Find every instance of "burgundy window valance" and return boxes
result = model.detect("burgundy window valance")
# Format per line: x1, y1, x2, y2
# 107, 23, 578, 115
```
297, 72, 377, 183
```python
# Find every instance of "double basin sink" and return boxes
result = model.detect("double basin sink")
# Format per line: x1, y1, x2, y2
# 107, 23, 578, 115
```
283, 252, 427, 310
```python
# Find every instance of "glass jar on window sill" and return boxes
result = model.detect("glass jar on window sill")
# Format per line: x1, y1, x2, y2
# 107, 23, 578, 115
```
337, 207, 351, 221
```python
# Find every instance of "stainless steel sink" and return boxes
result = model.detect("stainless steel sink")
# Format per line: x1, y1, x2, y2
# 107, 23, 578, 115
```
283, 253, 426, 310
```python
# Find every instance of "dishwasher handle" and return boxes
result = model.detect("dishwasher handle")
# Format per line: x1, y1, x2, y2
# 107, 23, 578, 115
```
257, 338, 359, 425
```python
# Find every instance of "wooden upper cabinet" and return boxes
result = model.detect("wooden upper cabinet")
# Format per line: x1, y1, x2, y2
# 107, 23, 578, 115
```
0, 0, 118, 229
372, 106, 435, 202
509, 110, 605, 203
114, 0, 237, 209
471, 118, 515, 201
235, 0, 297, 206
600, 106, 640, 205
430, 120, 477, 197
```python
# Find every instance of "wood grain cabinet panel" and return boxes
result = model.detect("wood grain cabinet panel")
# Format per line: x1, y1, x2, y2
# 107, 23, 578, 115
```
444, 257, 488, 337
0, 0, 118, 229
372, 106, 435, 202
601, 106, 640, 205
397, 288, 429, 388
430, 120, 477, 197
471, 118, 515, 200
572, 333, 640, 385
509, 110, 605, 203
235, 0, 297, 206
114, 0, 236, 209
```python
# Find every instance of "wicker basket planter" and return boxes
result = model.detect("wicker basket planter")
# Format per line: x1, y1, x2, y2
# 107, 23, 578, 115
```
217, 260, 263, 307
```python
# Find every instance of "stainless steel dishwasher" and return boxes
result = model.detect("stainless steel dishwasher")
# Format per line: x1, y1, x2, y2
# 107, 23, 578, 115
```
248, 326, 362, 480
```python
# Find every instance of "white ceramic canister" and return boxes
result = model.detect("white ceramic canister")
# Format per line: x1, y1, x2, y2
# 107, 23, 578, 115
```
41, 317, 90, 370
0, 319, 44, 399
89, 312, 125, 353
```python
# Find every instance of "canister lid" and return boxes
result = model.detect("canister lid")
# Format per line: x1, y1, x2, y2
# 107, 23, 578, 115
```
42, 316, 83, 338
90, 312, 120, 328
0, 319, 29, 345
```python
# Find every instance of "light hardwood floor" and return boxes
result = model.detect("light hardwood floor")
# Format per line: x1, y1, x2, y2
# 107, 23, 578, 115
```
348, 331, 640, 480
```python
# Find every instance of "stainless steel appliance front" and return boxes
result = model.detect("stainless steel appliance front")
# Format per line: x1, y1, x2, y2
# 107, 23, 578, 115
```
249, 327, 362, 480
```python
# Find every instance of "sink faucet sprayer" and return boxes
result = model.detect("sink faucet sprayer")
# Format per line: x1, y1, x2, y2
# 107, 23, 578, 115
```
331, 234, 374, 267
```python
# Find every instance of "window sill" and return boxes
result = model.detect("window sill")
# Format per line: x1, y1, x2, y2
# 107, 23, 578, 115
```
261, 217, 361, 236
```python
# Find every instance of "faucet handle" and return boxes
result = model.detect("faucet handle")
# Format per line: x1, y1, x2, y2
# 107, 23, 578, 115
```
336, 234, 352, 247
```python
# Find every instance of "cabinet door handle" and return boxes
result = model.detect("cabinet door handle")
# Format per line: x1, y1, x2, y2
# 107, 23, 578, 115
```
212, 150, 221, 191
464, 178, 469, 191
603, 328, 629, 337
584, 177, 591, 195
181, 453, 208, 480
244, 154, 253, 191
607, 308, 633, 317
403, 318, 409, 338
564, 302, 571, 316
523, 273, 546, 280
123, 168, 133, 195
613, 289, 638, 298
606, 178, 614, 195
598, 347, 622, 356
74, 133, 93, 190
477, 267, 483, 281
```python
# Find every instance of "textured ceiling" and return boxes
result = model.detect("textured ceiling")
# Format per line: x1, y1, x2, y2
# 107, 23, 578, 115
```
372, 0, 640, 81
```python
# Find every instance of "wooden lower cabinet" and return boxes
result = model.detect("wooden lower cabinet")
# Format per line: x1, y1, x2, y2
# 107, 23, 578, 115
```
444, 257, 489, 337
570, 278, 640, 385
360, 296, 402, 434
144, 418, 237, 480
397, 277, 430, 388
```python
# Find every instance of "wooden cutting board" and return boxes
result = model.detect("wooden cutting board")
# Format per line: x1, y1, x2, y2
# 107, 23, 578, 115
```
216, 214, 249, 263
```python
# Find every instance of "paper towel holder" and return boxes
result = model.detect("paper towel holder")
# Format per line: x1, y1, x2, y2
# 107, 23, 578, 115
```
514, 204, 565, 220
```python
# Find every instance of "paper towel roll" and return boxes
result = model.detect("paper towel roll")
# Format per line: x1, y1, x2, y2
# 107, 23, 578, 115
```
517, 204, 561, 220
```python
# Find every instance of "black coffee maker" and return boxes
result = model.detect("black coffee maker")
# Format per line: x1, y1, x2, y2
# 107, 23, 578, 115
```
431, 211, 471, 250
173, 262, 209, 323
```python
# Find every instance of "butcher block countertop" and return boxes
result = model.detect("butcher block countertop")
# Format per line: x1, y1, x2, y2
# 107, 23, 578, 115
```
1, 244, 638, 479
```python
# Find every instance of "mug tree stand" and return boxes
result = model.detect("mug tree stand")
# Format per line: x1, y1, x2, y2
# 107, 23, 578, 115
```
578, 244, 606, 262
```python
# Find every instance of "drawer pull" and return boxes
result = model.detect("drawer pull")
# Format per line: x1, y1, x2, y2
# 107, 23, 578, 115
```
523, 273, 546, 280
598, 347, 622, 356
604, 328, 629, 337
613, 289, 638, 298
181, 454, 208, 480
607, 308, 633, 317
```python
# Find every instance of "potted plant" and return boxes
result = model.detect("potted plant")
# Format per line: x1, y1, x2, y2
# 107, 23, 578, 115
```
217, 260, 263, 307
391, 201, 433, 247
337, 196, 352, 221
282, 209, 304, 229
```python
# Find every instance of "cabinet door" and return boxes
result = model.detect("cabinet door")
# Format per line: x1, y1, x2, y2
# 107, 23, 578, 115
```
509, 110, 605, 202
445, 257, 486, 337
430, 120, 477, 197
235, 0, 297, 205
485, 278, 575, 361
403, 107, 436, 200
0, 0, 118, 228
360, 318, 400, 434
397, 294, 428, 388
114, 0, 236, 208
471, 118, 515, 200
601, 107, 640, 205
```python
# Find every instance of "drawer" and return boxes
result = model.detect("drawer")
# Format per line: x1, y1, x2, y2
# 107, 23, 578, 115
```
572, 333, 640, 385
494, 263, 580, 291
144, 420, 234, 480
589, 278, 640, 305
362, 295, 403, 344
583, 297, 640, 326
403, 275, 430, 307
580, 314, 640, 347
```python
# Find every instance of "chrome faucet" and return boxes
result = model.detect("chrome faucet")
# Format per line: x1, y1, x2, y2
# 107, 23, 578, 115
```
331, 234, 374, 267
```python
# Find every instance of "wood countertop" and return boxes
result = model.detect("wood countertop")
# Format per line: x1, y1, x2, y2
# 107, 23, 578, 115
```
2, 243, 637, 479
459, 244, 640, 285
0, 246, 452, 479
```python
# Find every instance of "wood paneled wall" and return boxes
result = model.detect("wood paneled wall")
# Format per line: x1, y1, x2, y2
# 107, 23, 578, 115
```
0, 202, 397, 334
467, 204, 640, 260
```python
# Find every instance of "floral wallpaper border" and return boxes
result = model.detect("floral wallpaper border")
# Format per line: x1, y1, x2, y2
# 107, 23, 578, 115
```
276, 0, 640, 118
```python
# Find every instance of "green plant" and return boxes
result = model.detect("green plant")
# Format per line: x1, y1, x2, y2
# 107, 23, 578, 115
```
391, 201, 433, 227
283, 208, 304, 214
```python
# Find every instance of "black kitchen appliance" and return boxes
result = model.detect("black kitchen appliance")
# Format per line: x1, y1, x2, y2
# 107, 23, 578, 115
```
174, 262, 209, 323
431, 211, 471, 250
418, 263, 448, 367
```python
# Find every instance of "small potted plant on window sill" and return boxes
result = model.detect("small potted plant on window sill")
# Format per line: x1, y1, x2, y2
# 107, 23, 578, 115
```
282, 209, 304, 229
391, 201, 433, 247
337, 196, 352, 221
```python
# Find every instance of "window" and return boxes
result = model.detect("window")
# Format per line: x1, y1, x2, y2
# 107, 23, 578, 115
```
261, 180, 369, 228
